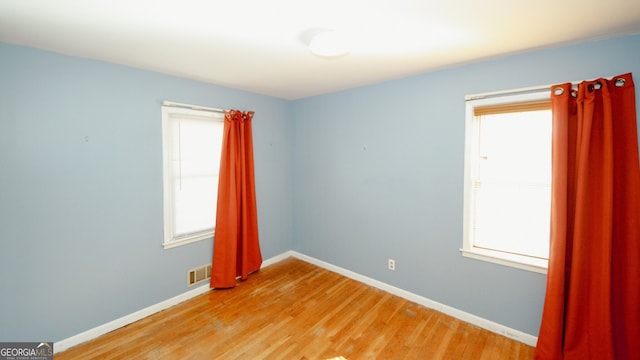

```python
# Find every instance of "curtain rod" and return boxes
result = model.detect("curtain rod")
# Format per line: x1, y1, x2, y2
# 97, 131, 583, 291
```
465, 74, 619, 101
162, 100, 224, 114
465, 84, 553, 101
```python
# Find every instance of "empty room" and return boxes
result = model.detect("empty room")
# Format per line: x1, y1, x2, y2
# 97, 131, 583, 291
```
1, 1, 639, 359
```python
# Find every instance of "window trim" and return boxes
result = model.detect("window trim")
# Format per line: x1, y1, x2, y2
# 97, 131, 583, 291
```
460, 247, 548, 274
461, 90, 551, 274
161, 104, 224, 249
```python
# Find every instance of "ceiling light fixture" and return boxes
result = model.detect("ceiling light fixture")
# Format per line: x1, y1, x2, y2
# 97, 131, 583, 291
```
309, 29, 350, 58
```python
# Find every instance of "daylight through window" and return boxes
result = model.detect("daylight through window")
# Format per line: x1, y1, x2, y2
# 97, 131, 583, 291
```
462, 90, 551, 273
162, 105, 224, 249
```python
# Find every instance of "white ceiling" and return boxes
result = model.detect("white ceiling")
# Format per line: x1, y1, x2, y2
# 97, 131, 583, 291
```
1, 1, 640, 99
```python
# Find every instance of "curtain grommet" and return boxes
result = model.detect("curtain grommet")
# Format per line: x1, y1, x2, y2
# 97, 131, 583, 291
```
554, 87, 564, 96
615, 78, 626, 87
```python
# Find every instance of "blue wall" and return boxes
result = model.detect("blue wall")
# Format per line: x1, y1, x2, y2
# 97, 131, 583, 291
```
0, 43, 293, 341
292, 34, 640, 336
1, 34, 639, 343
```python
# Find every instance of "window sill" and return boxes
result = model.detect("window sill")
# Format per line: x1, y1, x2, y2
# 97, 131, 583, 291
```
460, 247, 547, 274
163, 232, 213, 250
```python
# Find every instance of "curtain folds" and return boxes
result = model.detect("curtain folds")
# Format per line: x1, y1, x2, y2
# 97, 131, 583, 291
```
210, 109, 262, 289
535, 73, 640, 359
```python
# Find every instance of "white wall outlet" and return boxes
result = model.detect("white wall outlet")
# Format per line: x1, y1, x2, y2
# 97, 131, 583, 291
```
388, 259, 396, 271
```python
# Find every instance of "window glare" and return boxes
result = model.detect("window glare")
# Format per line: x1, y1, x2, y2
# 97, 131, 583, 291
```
478, 110, 551, 183
474, 183, 550, 259
462, 92, 552, 272
474, 109, 551, 259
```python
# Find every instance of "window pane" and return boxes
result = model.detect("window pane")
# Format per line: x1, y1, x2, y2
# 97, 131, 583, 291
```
473, 109, 551, 259
174, 175, 218, 236
474, 182, 550, 259
169, 115, 223, 239
178, 118, 223, 177
478, 110, 551, 183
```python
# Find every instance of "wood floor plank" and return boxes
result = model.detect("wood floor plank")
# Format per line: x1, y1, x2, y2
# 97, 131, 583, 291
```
55, 257, 535, 359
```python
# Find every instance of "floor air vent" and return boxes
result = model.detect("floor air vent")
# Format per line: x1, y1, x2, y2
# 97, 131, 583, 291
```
188, 264, 212, 286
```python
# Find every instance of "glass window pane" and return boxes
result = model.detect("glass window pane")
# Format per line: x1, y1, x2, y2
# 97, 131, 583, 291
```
174, 175, 218, 236
473, 109, 551, 260
168, 113, 223, 239
478, 110, 551, 183
474, 182, 550, 259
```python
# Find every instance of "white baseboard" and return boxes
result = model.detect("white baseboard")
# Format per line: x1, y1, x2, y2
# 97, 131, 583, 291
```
54, 283, 210, 353
290, 251, 538, 347
55, 250, 537, 353
54, 252, 293, 354
261, 250, 295, 267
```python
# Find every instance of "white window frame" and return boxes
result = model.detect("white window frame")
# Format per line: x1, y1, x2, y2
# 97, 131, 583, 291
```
161, 103, 224, 249
461, 90, 551, 274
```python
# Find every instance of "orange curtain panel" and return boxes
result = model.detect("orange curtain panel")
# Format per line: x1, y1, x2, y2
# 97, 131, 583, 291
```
210, 109, 262, 288
535, 73, 640, 359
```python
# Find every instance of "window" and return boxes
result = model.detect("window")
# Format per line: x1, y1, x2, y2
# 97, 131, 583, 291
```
462, 90, 551, 273
162, 104, 224, 249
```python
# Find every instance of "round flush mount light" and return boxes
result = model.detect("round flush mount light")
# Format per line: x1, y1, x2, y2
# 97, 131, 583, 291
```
309, 29, 350, 58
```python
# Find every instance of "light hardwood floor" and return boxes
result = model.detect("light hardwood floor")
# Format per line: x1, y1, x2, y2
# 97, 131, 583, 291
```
56, 257, 535, 359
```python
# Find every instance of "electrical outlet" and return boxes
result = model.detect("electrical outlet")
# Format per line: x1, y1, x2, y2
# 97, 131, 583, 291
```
388, 259, 395, 271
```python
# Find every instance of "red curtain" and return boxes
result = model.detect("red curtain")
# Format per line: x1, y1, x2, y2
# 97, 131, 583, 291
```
535, 73, 640, 359
210, 109, 262, 289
